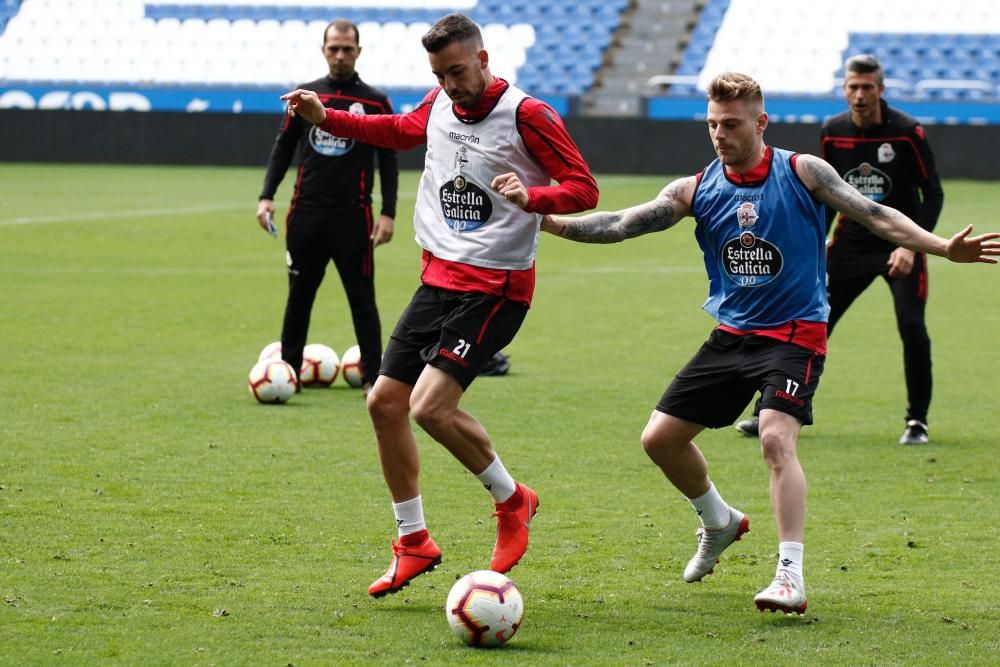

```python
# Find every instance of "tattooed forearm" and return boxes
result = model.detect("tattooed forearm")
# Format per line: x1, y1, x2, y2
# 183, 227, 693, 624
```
556, 196, 677, 243
801, 154, 945, 252
805, 156, 882, 220
559, 211, 630, 242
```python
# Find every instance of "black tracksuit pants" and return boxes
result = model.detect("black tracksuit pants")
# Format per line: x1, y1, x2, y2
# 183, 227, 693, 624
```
827, 243, 932, 424
281, 205, 382, 386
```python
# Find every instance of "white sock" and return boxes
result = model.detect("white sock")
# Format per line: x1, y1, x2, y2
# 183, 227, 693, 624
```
392, 496, 426, 537
475, 455, 516, 503
689, 482, 731, 530
777, 541, 804, 583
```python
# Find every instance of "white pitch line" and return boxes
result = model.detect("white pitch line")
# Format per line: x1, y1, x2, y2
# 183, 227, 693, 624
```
0, 191, 418, 227
0, 202, 249, 226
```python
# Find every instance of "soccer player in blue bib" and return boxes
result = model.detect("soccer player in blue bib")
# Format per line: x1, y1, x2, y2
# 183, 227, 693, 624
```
542, 72, 1000, 614
736, 54, 946, 445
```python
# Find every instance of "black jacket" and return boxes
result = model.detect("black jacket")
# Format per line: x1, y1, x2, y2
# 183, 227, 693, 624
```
260, 72, 399, 217
821, 100, 944, 251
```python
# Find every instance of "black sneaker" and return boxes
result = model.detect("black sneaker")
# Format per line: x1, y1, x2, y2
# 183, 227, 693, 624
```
899, 420, 929, 445
479, 351, 510, 376
734, 418, 759, 437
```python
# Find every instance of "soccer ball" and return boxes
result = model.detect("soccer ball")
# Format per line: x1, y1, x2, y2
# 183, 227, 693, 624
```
445, 570, 523, 648
247, 358, 297, 404
258, 341, 282, 362
340, 344, 363, 388
300, 343, 340, 387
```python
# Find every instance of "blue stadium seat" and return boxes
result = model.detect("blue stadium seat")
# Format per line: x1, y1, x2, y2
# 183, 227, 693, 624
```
839, 30, 1000, 100
670, 83, 700, 96
676, 61, 701, 76
0, 0, 626, 100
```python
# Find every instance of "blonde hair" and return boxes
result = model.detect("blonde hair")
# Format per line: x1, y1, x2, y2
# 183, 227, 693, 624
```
707, 72, 764, 109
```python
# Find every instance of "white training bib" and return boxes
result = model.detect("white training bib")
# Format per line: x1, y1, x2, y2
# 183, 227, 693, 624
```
413, 85, 549, 270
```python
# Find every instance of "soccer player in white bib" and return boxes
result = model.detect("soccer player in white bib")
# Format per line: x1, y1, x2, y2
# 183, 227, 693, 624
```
282, 13, 598, 597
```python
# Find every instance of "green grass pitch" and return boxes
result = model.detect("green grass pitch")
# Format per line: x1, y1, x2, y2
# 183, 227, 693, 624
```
1, 163, 998, 665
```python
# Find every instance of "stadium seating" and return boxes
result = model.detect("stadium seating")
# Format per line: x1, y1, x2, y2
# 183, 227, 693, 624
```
0, 0, 627, 98
668, 0, 1000, 100
4, 0, 996, 109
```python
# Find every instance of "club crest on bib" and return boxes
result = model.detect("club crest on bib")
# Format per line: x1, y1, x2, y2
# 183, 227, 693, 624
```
309, 102, 365, 156
722, 201, 783, 287
439, 145, 493, 232
844, 162, 892, 202
737, 202, 759, 228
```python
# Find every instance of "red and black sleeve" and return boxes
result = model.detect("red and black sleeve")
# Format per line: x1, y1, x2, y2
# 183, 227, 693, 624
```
515, 98, 599, 215
374, 93, 400, 219
319, 89, 438, 152
910, 124, 944, 233
259, 107, 306, 200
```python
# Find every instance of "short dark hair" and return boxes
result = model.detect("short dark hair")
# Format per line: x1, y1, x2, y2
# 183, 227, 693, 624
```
421, 13, 482, 53
844, 54, 884, 85
324, 19, 359, 45
707, 72, 764, 108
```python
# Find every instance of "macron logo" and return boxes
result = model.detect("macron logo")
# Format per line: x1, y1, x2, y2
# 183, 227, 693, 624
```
449, 131, 480, 144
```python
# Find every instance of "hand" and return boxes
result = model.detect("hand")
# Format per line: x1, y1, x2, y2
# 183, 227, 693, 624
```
945, 224, 1000, 264
491, 172, 530, 210
279, 89, 327, 125
371, 215, 394, 247
256, 199, 275, 232
886, 246, 915, 278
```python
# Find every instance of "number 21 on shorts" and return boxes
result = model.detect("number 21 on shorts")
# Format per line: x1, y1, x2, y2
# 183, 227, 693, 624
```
453, 339, 471, 358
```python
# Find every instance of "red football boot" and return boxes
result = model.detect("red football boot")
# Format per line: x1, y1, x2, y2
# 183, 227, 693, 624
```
367, 530, 442, 598
489, 483, 539, 573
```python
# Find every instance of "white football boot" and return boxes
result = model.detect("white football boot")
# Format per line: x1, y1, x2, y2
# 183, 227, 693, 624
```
754, 571, 808, 614
683, 508, 750, 582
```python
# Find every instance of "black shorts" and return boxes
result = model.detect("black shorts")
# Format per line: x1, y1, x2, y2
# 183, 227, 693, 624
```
379, 285, 528, 390
656, 329, 826, 428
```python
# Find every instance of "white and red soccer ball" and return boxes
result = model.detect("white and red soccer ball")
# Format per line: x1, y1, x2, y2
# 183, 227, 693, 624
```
257, 341, 343, 388
339, 344, 363, 388
257, 340, 283, 363
300, 343, 340, 386
247, 358, 298, 404
445, 570, 523, 647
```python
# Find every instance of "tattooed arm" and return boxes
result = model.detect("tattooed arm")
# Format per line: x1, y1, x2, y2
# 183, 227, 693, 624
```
796, 154, 1000, 263
541, 176, 696, 243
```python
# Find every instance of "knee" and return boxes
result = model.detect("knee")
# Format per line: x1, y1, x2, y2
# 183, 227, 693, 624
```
640, 424, 668, 460
367, 384, 407, 426
759, 430, 796, 469
895, 302, 928, 342
409, 396, 445, 433
897, 319, 929, 344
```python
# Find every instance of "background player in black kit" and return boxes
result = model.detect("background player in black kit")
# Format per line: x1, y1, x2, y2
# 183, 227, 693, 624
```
736, 54, 944, 444
256, 19, 398, 393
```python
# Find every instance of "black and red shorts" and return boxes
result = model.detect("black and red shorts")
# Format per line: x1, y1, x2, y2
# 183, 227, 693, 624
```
656, 328, 826, 428
379, 285, 527, 390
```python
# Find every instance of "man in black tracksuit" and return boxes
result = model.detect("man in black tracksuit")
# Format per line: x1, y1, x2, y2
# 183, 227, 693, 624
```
256, 19, 398, 392
736, 54, 943, 444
